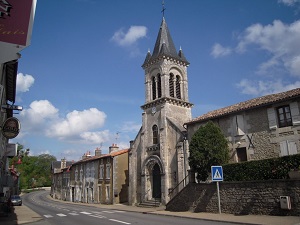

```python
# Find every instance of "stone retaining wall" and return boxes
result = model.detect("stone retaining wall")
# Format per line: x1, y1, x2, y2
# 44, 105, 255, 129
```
166, 180, 300, 216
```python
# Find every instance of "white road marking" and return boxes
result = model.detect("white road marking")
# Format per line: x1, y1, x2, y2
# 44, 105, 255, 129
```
57, 213, 67, 217
69, 212, 79, 215
89, 214, 105, 218
114, 210, 125, 213
102, 210, 115, 213
44, 215, 53, 218
109, 219, 131, 224
80, 211, 92, 215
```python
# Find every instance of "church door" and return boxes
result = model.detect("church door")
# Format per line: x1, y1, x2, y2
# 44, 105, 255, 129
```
152, 164, 161, 199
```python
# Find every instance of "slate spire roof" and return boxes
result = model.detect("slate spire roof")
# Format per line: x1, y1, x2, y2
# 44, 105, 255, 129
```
142, 17, 189, 67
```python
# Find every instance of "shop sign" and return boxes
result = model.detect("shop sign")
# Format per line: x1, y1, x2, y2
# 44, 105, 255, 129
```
2, 117, 20, 139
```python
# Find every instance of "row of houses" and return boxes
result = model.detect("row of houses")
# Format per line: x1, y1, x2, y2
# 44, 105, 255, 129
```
51, 144, 129, 204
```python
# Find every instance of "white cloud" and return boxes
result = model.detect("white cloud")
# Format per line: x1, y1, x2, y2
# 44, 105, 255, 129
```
79, 130, 110, 144
18, 100, 111, 145
111, 26, 147, 46
236, 79, 300, 96
47, 108, 107, 139
120, 121, 141, 133
236, 20, 300, 77
211, 43, 232, 58
16, 73, 34, 93
20, 100, 58, 127
278, 0, 300, 6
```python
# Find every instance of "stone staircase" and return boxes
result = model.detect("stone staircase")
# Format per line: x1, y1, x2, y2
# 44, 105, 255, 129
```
138, 199, 161, 208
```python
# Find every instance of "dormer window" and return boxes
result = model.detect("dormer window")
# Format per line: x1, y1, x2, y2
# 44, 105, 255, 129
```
277, 105, 292, 128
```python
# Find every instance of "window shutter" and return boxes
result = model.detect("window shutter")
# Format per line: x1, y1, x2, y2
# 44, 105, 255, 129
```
280, 141, 288, 156
287, 141, 298, 155
267, 108, 277, 129
236, 115, 245, 135
290, 102, 300, 126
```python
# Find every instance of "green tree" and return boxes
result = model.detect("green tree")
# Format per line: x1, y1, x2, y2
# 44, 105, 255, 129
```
10, 146, 56, 189
188, 121, 229, 181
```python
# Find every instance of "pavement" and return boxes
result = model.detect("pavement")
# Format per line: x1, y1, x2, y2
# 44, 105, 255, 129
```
0, 194, 299, 225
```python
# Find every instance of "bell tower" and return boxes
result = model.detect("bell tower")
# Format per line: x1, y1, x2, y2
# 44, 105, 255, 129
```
128, 15, 193, 205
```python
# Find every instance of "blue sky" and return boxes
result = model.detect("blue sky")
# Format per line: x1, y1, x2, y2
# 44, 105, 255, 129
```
13, 0, 300, 161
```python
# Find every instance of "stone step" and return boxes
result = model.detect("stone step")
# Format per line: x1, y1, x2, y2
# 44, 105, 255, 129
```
138, 199, 161, 207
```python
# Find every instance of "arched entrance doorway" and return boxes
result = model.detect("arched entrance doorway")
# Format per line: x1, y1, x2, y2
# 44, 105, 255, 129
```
152, 164, 161, 199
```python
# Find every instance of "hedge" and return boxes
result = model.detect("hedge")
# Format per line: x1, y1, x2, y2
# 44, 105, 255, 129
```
223, 154, 300, 181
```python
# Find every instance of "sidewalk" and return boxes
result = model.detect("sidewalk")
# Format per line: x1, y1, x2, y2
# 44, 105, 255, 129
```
1, 194, 299, 225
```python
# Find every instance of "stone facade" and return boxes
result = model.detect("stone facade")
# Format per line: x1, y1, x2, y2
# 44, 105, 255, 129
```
166, 180, 300, 216
51, 145, 129, 205
186, 93, 300, 163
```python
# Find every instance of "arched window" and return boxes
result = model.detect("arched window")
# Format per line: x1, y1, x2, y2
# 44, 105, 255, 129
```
169, 73, 174, 97
176, 75, 181, 99
152, 125, 158, 145
152, 76, 156, 100
157, 74, 162, 98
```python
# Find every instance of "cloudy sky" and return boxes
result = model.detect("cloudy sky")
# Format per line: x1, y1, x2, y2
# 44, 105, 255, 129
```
14, 0, 300, 160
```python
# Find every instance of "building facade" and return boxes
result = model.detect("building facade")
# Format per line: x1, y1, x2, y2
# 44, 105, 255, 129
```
51, 145, 129, 205
128, 17, 193, 205
185, 88, 300, 162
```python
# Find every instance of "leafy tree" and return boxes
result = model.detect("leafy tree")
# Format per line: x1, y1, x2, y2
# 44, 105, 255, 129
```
188, 121, 229, 181
10, 145, 56, 189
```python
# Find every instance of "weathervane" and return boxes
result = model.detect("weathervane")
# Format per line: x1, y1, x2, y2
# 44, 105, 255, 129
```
162, 0, 166, 17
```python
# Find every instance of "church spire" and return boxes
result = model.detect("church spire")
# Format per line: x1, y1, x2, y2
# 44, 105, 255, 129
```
142, 17, 189, 68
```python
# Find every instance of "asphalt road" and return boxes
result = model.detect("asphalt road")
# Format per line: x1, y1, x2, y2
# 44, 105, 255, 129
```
23, 191, 241, 225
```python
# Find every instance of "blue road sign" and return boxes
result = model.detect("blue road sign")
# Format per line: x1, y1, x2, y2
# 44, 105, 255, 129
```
211, 166, 223, 182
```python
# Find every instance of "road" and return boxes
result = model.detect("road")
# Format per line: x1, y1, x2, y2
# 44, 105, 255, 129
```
23, 190, 242, 225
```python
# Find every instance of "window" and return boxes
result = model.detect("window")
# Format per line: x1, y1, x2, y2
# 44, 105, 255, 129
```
152, 125, 158, 144
169, 73, 174, 97
106, 164, 111, 179
176, 75, 181, 99
152, 76, 156, 100
99, 165, 104, 179
277, 105, 292, 128
157, 74, 162, 98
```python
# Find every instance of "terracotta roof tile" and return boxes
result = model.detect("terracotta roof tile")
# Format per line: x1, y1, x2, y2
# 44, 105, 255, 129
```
72, 148, 129, 165
186, 88, 300, 125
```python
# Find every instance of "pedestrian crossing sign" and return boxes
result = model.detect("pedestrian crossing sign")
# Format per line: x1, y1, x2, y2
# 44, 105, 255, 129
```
211, 166, 223, 181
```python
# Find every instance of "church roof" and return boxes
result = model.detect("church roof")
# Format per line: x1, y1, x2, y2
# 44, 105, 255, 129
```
185, 88, 300, 125
142, 17, 189, 67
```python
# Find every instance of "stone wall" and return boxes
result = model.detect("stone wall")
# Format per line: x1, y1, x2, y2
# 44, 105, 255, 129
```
166, 180, 300, 216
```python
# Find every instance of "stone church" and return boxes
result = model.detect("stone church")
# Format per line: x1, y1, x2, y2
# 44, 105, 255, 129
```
128, 16, 193, 205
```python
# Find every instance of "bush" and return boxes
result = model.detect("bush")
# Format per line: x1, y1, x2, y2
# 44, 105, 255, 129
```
223, 154, 300, 181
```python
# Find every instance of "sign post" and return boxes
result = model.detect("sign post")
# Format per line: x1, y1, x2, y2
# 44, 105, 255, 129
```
211, 166, 223, 214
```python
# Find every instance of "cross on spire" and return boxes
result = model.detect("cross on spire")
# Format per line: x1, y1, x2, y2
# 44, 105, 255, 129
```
161, 0, 166, 17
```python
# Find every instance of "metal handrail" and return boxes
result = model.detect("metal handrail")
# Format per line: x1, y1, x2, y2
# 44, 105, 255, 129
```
168, 174, 189, 199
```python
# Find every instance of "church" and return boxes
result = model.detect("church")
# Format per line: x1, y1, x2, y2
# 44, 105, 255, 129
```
128, 16, 193, 205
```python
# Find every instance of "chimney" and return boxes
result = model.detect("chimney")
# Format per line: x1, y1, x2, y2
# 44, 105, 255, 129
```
109, 143, 119, 153
82, 153, 87, 160
95, 147, 102, 156
61, 158, 66, 169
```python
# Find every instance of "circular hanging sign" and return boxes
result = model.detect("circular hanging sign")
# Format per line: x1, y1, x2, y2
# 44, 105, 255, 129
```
2, 117, 21, 139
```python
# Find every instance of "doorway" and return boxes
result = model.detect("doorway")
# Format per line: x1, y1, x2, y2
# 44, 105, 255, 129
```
152, 164, 161, 199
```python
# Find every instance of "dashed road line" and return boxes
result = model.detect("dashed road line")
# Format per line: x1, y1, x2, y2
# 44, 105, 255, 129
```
57, 213, 67, 217
44, 215, 53, 218
88, 214, 105, 218
109, 219, 131, 224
